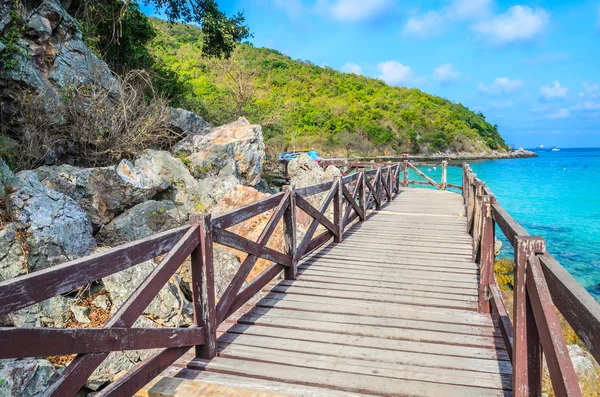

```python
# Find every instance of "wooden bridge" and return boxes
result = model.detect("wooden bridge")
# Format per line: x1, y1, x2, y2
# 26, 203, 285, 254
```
1, 162, 599, 397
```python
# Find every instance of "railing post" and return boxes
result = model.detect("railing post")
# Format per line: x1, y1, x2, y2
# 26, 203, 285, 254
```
334, 176, 344, 242
478, 195, 496, 313
462, 163, 468, 203
375, 168, 382, 210
359, 170, 367, 221
403, 161, 409, 187
189, 213, 217, 360
282, 185, 297, 280
386, 167, 393, 202
441, 160, 447, 191
513, 236, 546, 397
395, 163, 401, 193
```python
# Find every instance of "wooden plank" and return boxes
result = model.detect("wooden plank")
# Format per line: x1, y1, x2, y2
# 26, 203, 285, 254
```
295, 181, 334, 197
217, 344, 512, 390
303, 231, 334, 257
236, 311, 503, 349
282, 187, 297, 280
490, 284, 514, 360
296, 183, 338, 257
212, 193, 284, 229
225, 324, 509, 360
45, 226, 201, 397
0, 327, 204, 359
241, 305, 500, 337
407, 163, 441, 189
0, 225, 191, 317
255, 293, 495, 327
492, 202, 529, 247
212, 227, 292, 267
538, 252, 600, 364
270, 284, 478, 310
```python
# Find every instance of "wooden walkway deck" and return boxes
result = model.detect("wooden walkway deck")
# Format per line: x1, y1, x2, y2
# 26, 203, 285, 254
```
139, 188, 512, 397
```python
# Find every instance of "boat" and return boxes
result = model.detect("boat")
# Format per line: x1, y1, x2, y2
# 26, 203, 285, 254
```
552, 147, 560, 152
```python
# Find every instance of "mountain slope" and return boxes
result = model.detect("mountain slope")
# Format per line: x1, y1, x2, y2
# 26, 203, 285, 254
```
149, 19, 508, 155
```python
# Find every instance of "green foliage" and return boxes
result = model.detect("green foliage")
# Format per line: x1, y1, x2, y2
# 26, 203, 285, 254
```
0, 3, 24, 70
148, 19, 508, 154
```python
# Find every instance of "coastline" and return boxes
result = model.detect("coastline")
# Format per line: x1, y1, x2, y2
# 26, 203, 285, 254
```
320, 148, 537, 167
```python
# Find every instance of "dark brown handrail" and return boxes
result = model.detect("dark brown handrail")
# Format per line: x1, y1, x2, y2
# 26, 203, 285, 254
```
464, 163, 599, 397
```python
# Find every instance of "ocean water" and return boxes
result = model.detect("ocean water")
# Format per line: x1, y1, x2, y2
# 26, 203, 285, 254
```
409, 148, 600, 301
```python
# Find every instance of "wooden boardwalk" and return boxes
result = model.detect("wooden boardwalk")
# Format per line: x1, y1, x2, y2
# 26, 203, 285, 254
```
139, 188, 512, 397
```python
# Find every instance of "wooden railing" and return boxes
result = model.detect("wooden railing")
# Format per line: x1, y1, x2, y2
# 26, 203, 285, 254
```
0, 163, 403, 396
464, 163, 600, 397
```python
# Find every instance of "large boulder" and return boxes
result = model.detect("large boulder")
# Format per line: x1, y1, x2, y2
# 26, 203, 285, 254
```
0, 358, 57, 397
134, 150, 214, 216
4, 170, 96, 272
95, 200, 186, 246
175, 117, 265, 187
6, 295, 73, 328
32, 161, 169, 229
0, 0, 118, 120
0, 224, 27, 282
168, 107, 212, 136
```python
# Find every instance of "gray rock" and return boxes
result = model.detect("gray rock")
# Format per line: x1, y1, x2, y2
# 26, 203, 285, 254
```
102, 258, 193, 327
92, 294, 110, 311
288, 154, 341, 212
0, 224, 27, 282
95, 200, 186, 246
33, 161, 169, 228
134, 150, 214, 216
8, 295, 73, 328
1, 0, 119, 125
5, 170, 96, 272
70, 304, 91, 324
0, 358, 57, 397
175, 117, 265, 187
168, 107, 212, 136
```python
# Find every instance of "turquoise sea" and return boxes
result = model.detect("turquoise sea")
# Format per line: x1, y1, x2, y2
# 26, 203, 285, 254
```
412, 148, 600, 301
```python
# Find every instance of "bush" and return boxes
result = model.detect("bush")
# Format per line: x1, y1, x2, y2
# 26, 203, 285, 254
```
10, 70, 183, 170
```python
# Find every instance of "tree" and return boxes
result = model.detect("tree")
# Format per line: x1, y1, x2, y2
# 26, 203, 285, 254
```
336, 129, 372, 159
212, 49, 257, 117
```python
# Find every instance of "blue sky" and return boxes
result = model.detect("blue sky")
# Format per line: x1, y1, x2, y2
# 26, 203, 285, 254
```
142, 0, 600, 148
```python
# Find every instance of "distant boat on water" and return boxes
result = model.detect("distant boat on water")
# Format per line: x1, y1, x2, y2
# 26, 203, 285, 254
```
552, 147, 560, 152
539, 144, 545, 149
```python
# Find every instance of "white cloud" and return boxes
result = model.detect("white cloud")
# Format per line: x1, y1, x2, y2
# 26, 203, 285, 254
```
540, 81, 568, 100
478, 77, 524, 95
579, 82, 600, 99
404, 0, 491, 38
274, 0, 306, 19
328, 0, 395, 22
377, 61, 424, 85
341, 62, 363, 75
404, 11, 446, 38
473, 6, 549, 45
549, 108, 570, 119
433, 63, 461, 83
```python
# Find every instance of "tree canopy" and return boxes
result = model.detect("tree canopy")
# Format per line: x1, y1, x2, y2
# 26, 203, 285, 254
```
149, 18, 508, 155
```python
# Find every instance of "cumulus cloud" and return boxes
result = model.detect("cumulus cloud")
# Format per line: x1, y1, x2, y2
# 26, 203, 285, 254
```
472, 6, 549, 45
549, 108, 570, 119
404, 0, 492, 38
377, 61, 424, 85
540, 81, 568, 100
478, 77, 524, 95
341, 62, 363, 75
433, 63, 461, 83
327, 0, 395, 22
579, 82, 600, 99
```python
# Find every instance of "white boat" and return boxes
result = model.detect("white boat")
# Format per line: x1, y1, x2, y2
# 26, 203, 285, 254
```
552, 148, 560, 152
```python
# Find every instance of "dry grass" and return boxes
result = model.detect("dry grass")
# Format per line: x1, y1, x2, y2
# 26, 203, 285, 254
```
6, 70, 183, 170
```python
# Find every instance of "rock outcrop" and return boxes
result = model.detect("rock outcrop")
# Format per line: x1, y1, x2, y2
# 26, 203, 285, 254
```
0, 0, 118, 120
0, 358, 57, 397
175, 117, 265, 186
33, 162, 169, 229
4, 169, 96, 272
168, 107, 212, 136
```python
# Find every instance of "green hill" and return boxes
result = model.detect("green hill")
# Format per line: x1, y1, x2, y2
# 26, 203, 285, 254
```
149, 19, 508, 156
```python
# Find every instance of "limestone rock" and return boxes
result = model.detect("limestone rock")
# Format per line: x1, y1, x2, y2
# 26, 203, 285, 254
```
102, 259, 193, 327
168, 107, 212, 136
8, 295, 73, 328
176, 117, 265, 187
0, 358, 57, 397
70, 304, 91, 324
542, 344, 600, 396
95, 200, 186, 246
134, 150, 214, 216
33, 162, 169, 228
0, 0, 119, 125
92, 294, 110, 311
5, 170, 96, 272
0, 224, 27, 282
